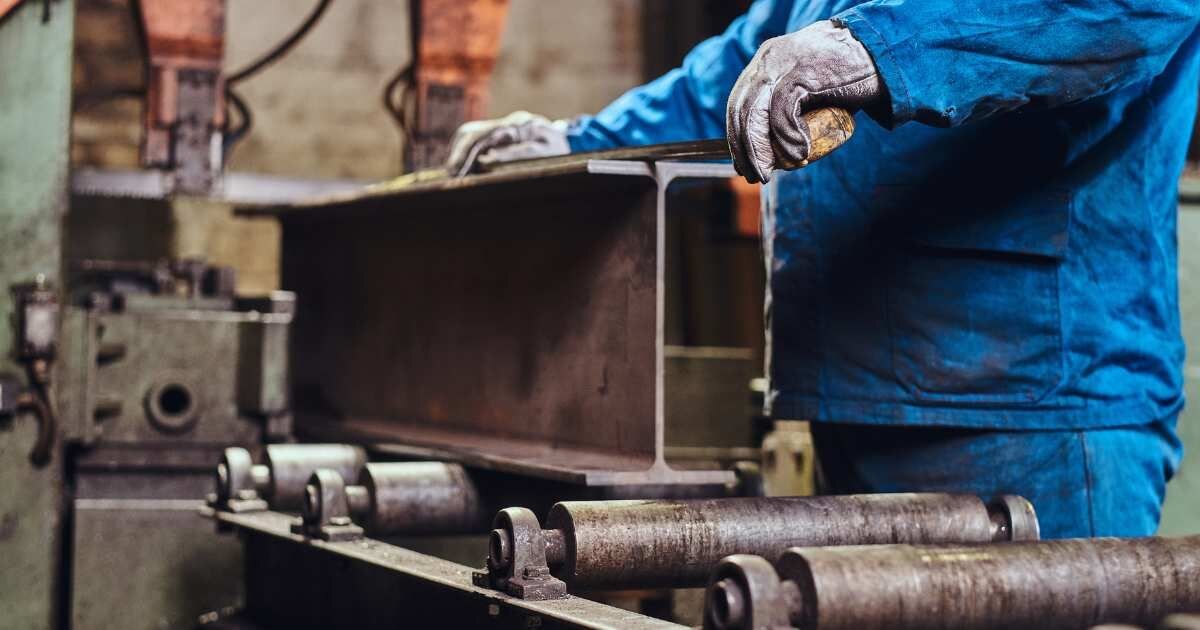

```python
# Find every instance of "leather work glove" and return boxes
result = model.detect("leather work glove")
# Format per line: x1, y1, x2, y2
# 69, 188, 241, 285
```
727, 19, 883, 184
445, 111, 571, 177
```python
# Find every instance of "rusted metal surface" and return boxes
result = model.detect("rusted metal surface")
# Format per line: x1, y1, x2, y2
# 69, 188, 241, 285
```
138, 0, 224, 60
279, 173, 660, 484
211, 508, 683, 629
356, 462, 485, 536
407, 0, 511, 170
135, 0, 225, 193
709, 536, 1200, 630
479, 493, 1038, 593
246, 145, 743, 487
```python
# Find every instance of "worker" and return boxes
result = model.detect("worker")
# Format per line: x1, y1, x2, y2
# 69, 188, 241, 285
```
447, 1, 1200, 539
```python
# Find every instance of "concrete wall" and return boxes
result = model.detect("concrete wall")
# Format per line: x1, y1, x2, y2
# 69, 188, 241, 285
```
489, 0, 642, 120
222, 0, 411, 180
71, 0, 143, 169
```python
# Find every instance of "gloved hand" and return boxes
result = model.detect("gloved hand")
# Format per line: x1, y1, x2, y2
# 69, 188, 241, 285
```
445, 111, 572, 177
727, 19, 883, 184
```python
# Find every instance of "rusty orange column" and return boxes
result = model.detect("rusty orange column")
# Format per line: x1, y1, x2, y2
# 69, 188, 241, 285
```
137, 0, 225, 193
407, 0, 510, 171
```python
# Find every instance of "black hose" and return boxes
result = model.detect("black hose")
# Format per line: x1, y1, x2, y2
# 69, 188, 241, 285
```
226, 0, 333, 85
223, 0, 333, 156
223, 87, 253, 160
383, 0, 422, 171
382, 63, 415, 147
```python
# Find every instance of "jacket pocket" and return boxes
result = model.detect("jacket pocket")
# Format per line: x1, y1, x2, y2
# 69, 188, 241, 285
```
887, 191, 1071, 405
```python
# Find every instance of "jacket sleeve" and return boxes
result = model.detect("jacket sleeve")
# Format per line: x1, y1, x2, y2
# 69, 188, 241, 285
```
568, 0, 794, 152
835, 0, 1200, 128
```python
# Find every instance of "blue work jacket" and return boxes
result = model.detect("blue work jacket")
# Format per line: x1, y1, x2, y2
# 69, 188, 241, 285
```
568, 0, 1200, 430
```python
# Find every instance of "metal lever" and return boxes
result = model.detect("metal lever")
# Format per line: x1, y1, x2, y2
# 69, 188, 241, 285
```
11, 276, 59, 467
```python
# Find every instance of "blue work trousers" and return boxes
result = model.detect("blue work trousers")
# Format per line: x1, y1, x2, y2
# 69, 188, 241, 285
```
810, 418, 1183, 538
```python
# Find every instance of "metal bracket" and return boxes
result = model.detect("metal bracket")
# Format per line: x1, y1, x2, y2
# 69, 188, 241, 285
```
210, 508, 686, 629
989, 494, 1041, 542
473, 507, 566, 601
704, 554, 795, 630
209, 447, 268, 513
290, 468, 363, 542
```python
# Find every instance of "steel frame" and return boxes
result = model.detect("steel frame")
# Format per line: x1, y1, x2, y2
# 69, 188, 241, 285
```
210, 507, 684, 629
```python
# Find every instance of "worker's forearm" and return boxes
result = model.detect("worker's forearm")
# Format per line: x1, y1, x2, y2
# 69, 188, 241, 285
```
836, 0, 1200, 128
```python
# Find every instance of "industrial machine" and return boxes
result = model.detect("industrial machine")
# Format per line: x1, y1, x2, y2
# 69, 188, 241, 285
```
60, 261, 295, 629
200, 141, 1200, 629
3, 0, 1200, 628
